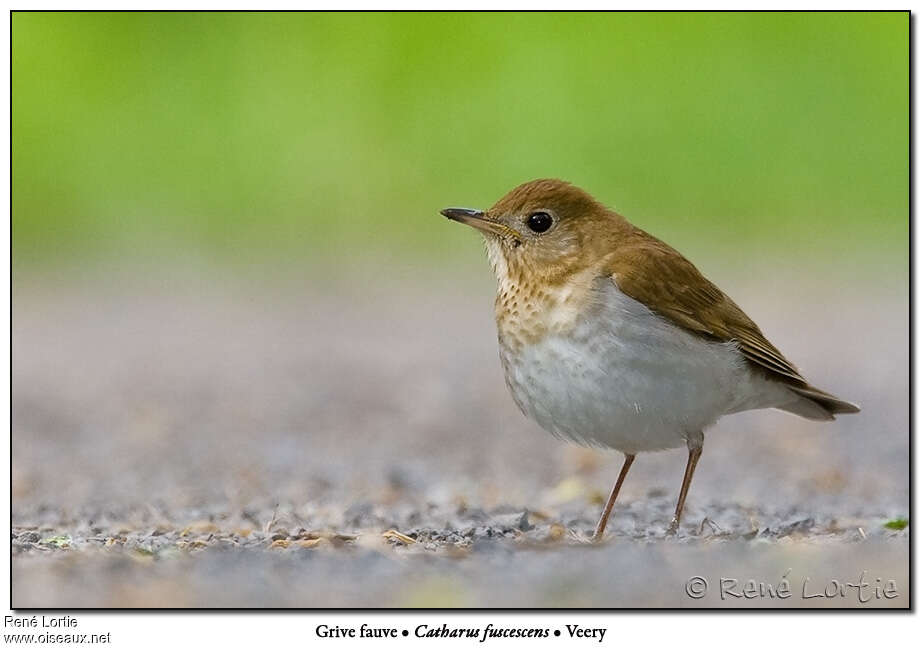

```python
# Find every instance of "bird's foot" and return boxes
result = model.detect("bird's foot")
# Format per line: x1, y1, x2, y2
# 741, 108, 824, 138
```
666, 517, 680, 536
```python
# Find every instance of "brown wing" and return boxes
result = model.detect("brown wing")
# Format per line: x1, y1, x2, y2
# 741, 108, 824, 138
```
606, 233, 807, 386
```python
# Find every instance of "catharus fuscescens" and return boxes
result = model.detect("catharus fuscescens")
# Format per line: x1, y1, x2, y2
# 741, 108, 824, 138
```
442, 179, 859, 541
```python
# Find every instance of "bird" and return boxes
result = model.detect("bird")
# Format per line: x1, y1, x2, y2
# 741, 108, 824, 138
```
441, 179, 859, 541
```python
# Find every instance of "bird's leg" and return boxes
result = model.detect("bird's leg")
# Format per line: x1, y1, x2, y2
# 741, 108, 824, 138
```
592, 453, 635, 542
667, 433, 704, 535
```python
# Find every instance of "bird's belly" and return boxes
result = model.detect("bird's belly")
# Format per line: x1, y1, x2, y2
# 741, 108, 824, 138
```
498, 285, 754, 453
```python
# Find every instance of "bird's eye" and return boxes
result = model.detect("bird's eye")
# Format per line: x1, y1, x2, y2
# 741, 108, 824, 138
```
526, 211, 553, 233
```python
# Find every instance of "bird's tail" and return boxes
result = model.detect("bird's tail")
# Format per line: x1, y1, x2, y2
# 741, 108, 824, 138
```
778, 384, 861, 421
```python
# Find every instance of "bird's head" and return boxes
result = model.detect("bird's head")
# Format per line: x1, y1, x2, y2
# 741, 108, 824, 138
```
441, 179, 626, 284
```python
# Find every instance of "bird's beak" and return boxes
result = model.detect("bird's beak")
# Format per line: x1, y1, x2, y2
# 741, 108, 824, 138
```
441, 207, 522, 242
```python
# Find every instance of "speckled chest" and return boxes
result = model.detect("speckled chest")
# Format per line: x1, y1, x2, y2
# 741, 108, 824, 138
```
493, 266, 598, 352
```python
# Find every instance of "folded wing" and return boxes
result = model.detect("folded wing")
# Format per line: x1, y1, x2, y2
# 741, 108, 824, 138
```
607, 231, 859, 419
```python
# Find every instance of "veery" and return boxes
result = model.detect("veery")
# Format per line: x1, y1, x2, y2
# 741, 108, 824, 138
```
442, 179, 859, 541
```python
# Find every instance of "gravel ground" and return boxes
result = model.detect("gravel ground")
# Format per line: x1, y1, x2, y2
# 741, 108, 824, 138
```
11, 265, 909, 608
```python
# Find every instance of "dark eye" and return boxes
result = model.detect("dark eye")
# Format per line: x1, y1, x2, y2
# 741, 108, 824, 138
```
526, 211, 553, 233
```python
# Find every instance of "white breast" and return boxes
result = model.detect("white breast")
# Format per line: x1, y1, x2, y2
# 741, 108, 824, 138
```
498, 280, 787, 453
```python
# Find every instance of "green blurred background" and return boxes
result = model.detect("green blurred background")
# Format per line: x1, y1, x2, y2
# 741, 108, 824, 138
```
12, 11, 907, 276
